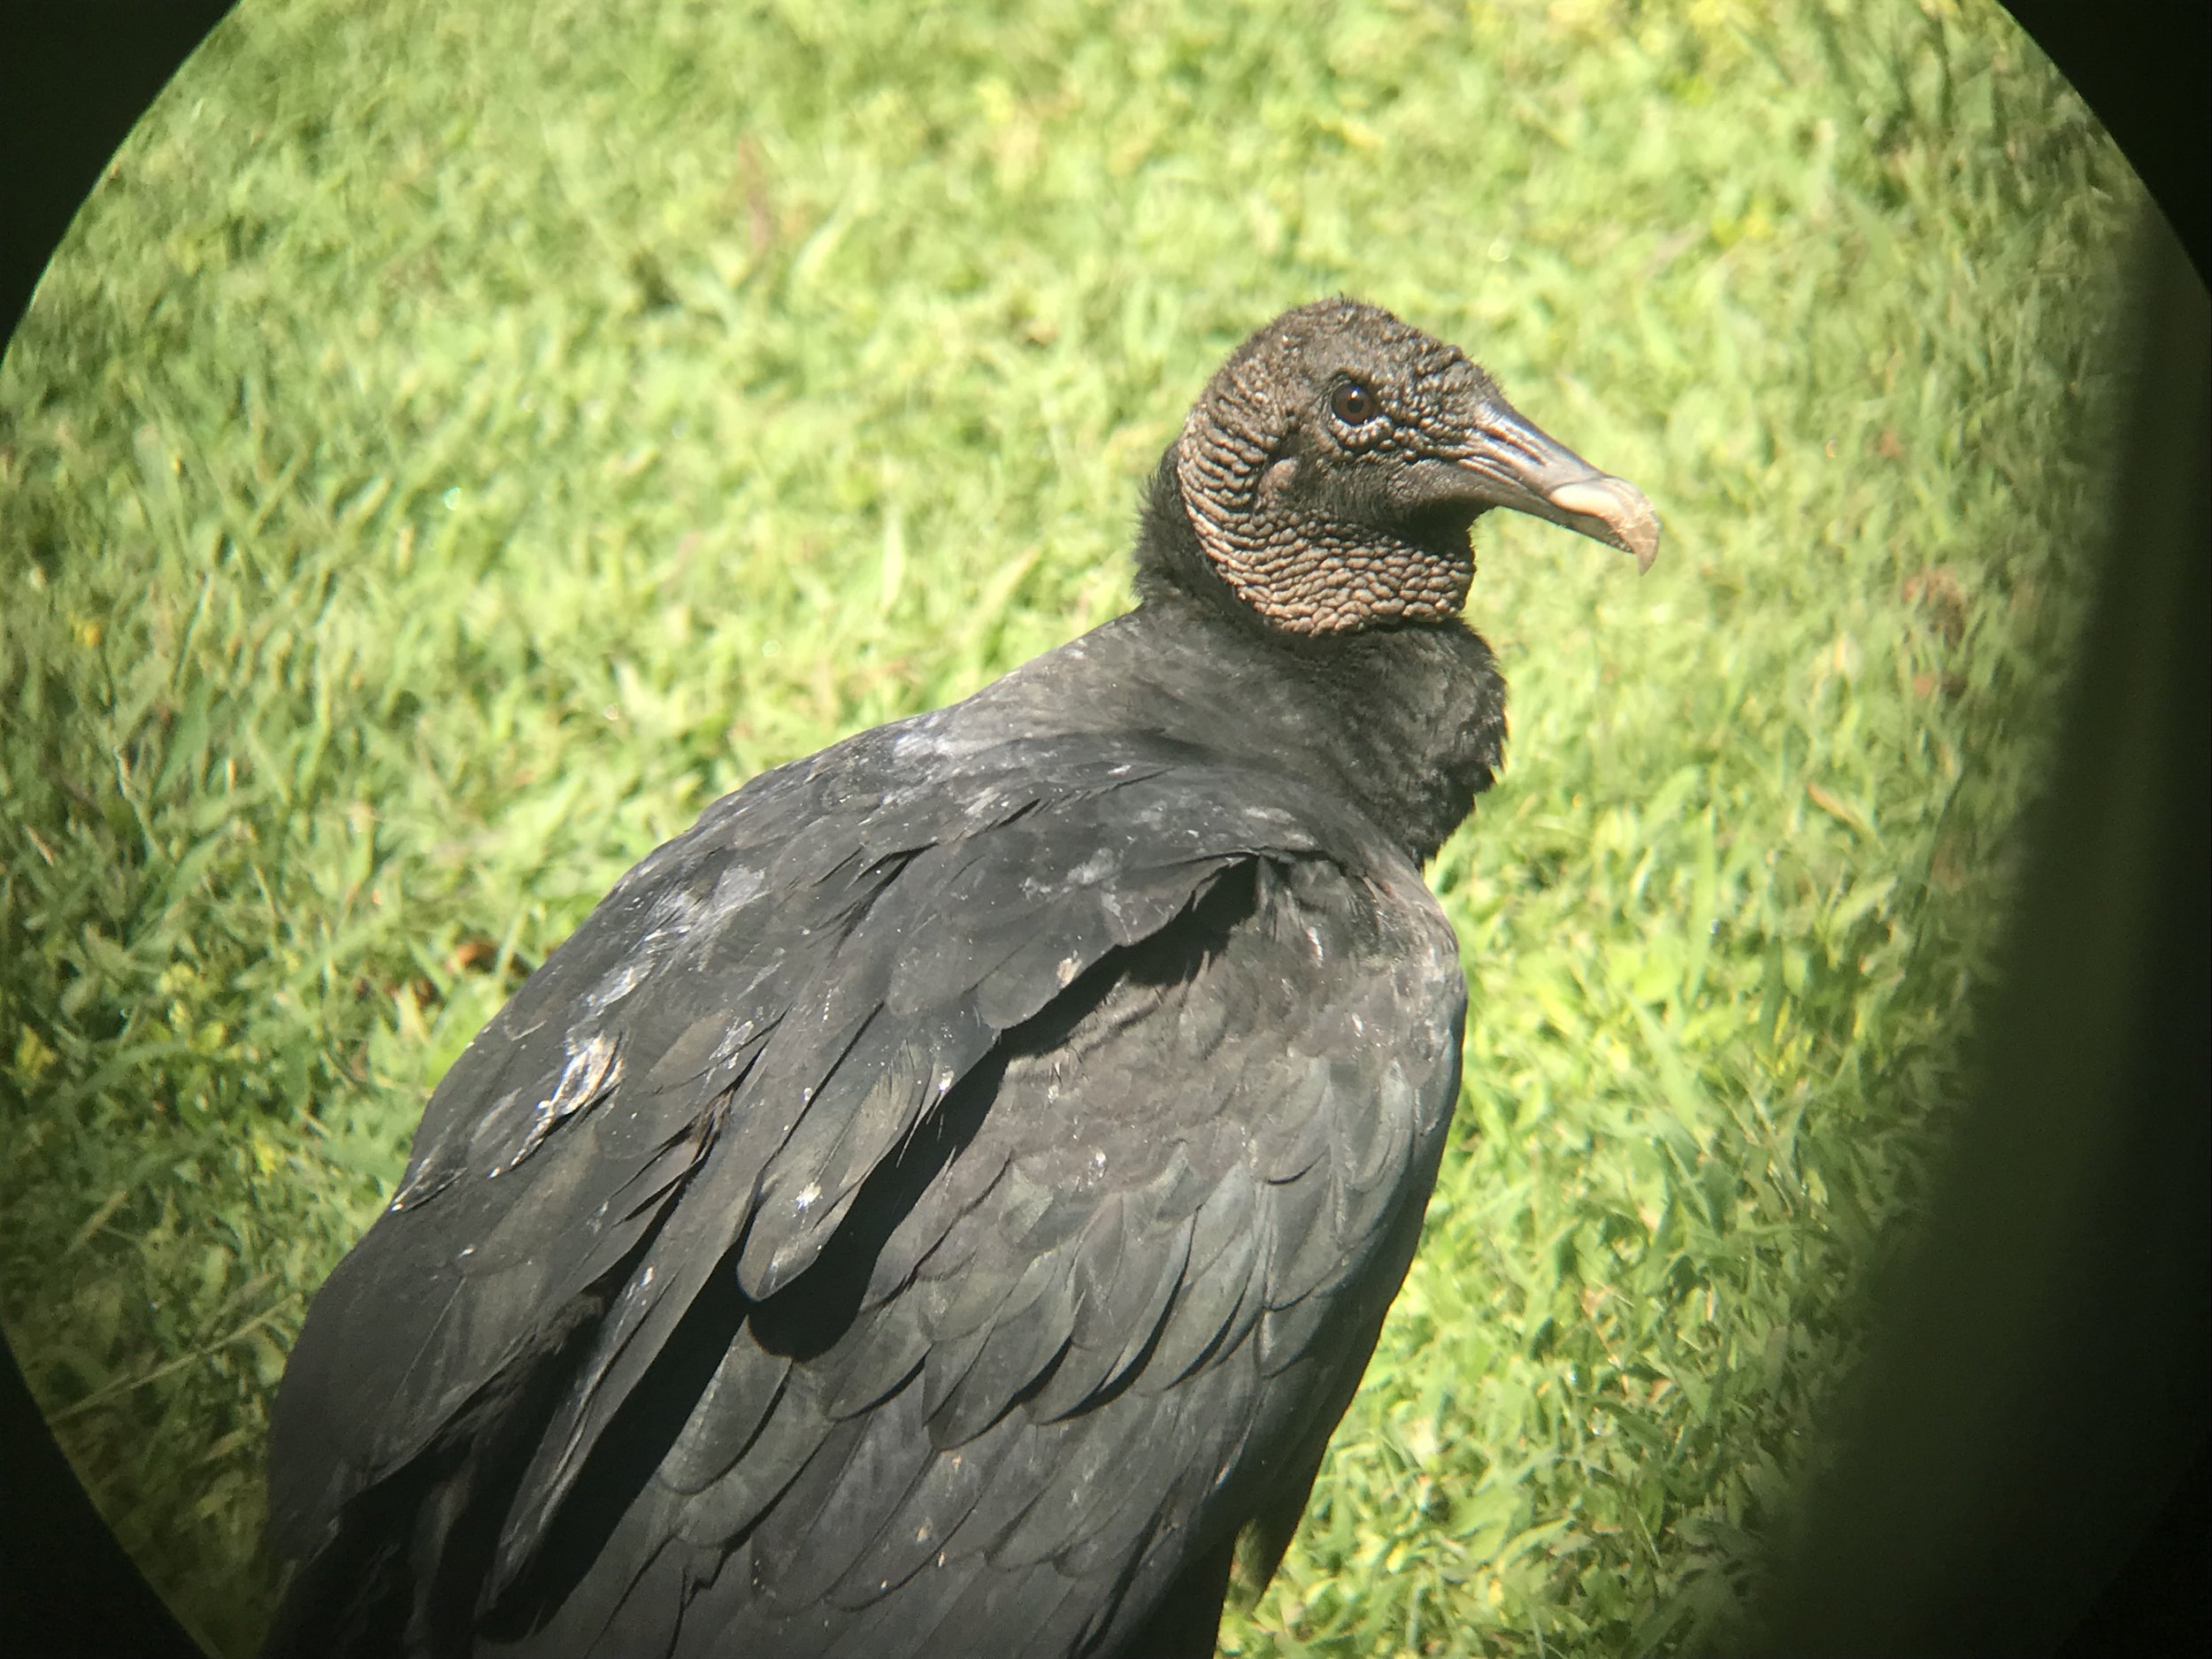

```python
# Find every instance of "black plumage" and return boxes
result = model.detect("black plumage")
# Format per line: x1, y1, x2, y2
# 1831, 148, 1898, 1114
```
262, 298, 1658, 1659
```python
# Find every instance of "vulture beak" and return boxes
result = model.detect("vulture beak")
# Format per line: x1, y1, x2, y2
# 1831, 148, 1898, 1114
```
1455, 402, 1662, 573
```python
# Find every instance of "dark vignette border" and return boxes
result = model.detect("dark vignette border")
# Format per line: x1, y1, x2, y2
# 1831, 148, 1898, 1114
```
1, 4, 2202, 1655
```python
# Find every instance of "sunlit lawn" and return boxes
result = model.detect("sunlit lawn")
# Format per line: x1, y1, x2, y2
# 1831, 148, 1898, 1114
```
0, 0, 2140, 1653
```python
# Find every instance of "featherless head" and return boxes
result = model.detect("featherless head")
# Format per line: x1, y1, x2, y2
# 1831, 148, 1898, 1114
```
1165, 298, 1659, 635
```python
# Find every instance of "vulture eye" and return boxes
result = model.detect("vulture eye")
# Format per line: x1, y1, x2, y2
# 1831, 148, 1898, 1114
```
1329, 380, 1379, 425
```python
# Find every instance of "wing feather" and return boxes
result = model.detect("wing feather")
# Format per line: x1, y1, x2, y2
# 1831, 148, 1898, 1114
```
268, 719, 1460, 1659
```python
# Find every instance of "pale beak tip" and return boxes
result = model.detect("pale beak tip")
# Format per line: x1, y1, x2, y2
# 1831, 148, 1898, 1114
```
1546, 476, 1661, 574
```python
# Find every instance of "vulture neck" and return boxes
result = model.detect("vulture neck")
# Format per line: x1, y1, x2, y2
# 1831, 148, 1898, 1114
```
1110, 451, 1508, 865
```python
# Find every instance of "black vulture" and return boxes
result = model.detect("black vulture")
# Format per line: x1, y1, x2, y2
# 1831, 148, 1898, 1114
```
261, 298, 1659, 1659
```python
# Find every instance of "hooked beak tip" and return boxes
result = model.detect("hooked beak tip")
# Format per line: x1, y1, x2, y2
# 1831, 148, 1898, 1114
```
1544, 476, 1662, 573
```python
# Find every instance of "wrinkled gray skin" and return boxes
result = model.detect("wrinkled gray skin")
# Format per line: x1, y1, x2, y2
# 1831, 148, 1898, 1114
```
262, 299, 1656, 1659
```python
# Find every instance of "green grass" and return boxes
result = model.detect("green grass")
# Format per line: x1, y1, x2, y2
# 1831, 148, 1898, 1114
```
0, 0, 2140, 1654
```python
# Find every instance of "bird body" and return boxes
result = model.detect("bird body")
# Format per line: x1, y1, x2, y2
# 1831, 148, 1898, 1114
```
264, 300, 1657, 1658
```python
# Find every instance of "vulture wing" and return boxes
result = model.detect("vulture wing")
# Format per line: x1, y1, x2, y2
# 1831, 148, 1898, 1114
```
265, 708, 1464, 1658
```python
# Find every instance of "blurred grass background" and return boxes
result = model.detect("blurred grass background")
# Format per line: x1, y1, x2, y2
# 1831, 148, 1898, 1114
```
0, 0, 2143, 1653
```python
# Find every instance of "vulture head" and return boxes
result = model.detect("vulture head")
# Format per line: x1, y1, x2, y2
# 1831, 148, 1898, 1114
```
1150, 297, 1660, 635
